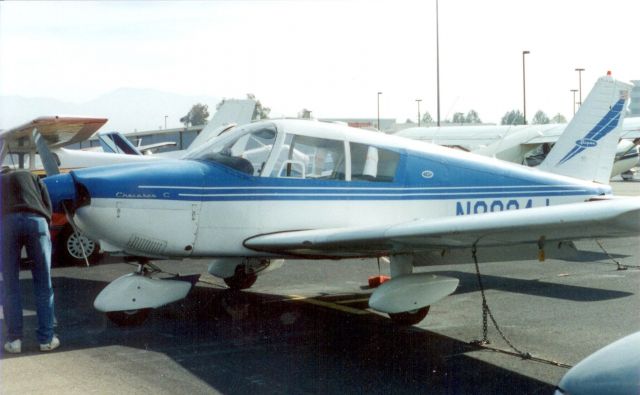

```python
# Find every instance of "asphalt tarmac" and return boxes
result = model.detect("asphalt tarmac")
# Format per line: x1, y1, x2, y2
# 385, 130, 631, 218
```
1, 180, 639, 394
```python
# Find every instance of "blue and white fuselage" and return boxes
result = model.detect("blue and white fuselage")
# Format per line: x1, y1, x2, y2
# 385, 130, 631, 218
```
41, 76, 640, 324
45, 119, 610, 259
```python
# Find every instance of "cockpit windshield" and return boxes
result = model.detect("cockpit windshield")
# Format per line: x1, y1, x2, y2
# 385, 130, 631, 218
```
184, 122, 278, 176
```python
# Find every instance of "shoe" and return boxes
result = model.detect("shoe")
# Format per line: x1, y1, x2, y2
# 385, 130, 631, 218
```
4, 339, 22, 354
39, 335, 60, 352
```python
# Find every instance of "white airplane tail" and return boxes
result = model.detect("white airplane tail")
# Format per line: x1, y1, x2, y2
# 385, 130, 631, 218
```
538, 75, 631, 184
188, 99, 256, 150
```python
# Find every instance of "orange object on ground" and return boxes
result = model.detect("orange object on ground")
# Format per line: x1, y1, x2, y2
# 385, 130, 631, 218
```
368, 275, 391, 288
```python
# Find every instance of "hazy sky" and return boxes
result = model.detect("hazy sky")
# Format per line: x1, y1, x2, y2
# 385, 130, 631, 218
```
1, 0, 638, 126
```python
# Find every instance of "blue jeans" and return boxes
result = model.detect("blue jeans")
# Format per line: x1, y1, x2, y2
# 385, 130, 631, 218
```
1, 213, 55, 344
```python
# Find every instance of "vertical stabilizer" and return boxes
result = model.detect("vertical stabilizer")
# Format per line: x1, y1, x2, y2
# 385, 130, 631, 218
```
188, 99, 257, 150
99, 131, 143, 155
538, 75, 631, 184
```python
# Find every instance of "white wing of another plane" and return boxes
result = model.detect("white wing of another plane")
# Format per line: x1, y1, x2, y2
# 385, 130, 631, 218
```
397, 118, 640, 151
622, 116, 640, 138
0, 115, 107, 153
0, 116, 162, 172
397, 76, 639, 177
244, 198, 640, 258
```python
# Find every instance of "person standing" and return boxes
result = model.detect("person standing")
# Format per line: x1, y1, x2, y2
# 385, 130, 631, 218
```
1, 168, 60, 353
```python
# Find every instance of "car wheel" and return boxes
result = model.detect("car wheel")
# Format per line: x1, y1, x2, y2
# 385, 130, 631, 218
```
55, 225, 101, 266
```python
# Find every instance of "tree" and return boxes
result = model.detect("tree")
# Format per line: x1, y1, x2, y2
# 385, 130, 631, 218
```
532, 110, 550, 125
465, 110, 481, 124
452, 112, 466, 124
180, 103, 210, 127
421, 112, 434, 125
298, 108, 313, 119
551, 113, 567, 123
247, 93, 271, 120
405, 118, 415, 124
501, 109, 525, 125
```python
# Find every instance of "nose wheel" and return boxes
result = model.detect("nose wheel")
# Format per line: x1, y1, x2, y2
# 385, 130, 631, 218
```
106, 309, 151, 326
223, 265, 257, 290
388, 306, 430, 326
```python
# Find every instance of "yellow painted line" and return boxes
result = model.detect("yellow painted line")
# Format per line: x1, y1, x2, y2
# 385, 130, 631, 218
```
287, 294, 370, 315
334, 297, 370, 305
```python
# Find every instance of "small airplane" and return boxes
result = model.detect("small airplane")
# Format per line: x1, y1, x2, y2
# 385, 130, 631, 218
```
396, 92, 640, 178
42, 75, 640, 326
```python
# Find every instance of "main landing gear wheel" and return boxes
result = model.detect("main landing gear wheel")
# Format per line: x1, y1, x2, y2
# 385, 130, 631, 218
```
224, 265, 257, 290
388, 306, 430, 326
106, 308, 151, 326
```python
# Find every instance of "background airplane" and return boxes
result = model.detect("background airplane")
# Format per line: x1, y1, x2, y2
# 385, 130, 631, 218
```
396, 95, 640, 179
0, 99, 257, 172
40, 75, 640, 328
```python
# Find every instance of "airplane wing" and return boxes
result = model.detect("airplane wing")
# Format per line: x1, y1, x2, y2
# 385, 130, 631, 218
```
0, 116, 107, 152
622, 117, 640, 139
244, 198, 640, 258
524, 130, 563, 145
138, 141, 177, 154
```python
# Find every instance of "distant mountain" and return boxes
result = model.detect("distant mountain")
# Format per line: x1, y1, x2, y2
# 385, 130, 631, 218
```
0, 88, 222, 133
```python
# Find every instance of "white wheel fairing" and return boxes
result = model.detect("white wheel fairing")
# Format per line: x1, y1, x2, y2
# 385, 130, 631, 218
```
94, 273, 192, 312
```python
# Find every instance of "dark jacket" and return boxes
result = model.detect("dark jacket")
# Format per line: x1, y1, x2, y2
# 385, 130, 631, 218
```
1, 169, 52, 223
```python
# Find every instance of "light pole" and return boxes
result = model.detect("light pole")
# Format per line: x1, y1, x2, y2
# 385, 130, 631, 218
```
575, 68, 585, 108
570, 89, 578, 116
435, 0, 441, 127
377, 92, 382, 131
164, 115, 168, 129
416, 99, 422, 126
522, 50, 530, 125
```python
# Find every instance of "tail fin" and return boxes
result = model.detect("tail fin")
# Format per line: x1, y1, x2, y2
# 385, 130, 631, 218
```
98, 131, 142, 155
538, 75, 631, 184
188, 99, 256, 150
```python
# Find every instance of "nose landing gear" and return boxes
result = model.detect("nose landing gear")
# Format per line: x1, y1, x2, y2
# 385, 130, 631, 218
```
223, 265, 258, 290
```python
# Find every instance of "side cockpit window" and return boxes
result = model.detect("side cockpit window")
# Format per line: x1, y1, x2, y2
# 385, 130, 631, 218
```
350, 142, 399, 182
271, 134, 345, 180
186, 123, 277, 176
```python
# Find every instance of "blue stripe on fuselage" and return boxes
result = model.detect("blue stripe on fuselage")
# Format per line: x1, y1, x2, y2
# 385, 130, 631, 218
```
68, 147, 610, 203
